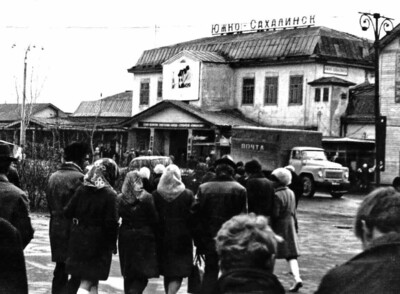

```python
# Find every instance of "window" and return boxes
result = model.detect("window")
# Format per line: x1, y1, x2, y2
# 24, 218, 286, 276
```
140, 79, 150, 105
323, 87, 329, 102
289, 75, 303, 104
242, 77, 255, 105
264, 77, 278, 104
315, 88, 321, 102
157, 80, 163, 100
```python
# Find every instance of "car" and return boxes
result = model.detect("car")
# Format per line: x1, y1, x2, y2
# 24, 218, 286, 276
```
128, 155, 172, 172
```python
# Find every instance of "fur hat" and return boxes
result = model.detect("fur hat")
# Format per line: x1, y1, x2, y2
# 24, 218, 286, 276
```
215, 155, 236, 170
271, 167, 292, 186
139, 166, 151, 180
245, 159, 262, 174
154, 164, 166, 175
285, 165, 295, 172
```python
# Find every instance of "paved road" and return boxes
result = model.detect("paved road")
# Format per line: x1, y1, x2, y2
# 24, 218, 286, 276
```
25, 192, 365, 293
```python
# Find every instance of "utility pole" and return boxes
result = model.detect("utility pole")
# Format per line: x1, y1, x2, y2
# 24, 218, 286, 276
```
20, 45, 30, 147
359, 12, 394, 186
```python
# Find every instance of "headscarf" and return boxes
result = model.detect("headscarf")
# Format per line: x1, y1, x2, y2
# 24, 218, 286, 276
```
121, 171, 145, 203
271, 167, 292, 186
139, 166, 151, 180
84, 158, 119, 190
157, 164, 185, 202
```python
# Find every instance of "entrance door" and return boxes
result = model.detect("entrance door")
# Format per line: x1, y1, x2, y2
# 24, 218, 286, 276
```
169, 130, 188, 167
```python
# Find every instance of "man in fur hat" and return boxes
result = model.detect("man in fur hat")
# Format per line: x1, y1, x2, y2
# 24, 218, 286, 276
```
192, 155, 247, 294
46, 141, 90, 294
0, 143, 34, 249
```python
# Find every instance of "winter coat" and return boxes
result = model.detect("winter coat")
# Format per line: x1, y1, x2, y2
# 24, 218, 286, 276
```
288, 170, 303, 207
272, 186, 300, 259
64, 185, 119, 281
118, 191, 159, 279
153, 189, 195, 277
315, 232, 400, 294
213, 268, 285, 294
0, 174, 34, 249
0, 217, 28, 294
192, 175, 247, 254
246, 172, 275, 217
46, 162, 84, 262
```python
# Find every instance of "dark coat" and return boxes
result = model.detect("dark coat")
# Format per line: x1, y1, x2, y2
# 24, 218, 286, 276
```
46, 162, 84, 262
213, 268, 285, 294
153, 189, 195, 277
246, 172, 274, 217
118, 191, 159, 279
0, 217, 28, 294
288, 170, 303, 207
315, 232, 400, 294
0, 174, 34, 249
192, 175, 247, 254
64, 185, 119, 281
272, 186, 299, 259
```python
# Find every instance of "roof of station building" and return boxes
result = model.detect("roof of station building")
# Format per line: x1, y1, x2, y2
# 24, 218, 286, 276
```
121, 100, 258, 128
129, 26, 373, 73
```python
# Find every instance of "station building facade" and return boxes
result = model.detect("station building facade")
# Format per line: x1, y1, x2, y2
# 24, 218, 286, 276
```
125, 24, 374, 163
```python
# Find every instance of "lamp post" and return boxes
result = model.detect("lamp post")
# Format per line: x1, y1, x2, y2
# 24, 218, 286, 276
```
359, 12, 393, 186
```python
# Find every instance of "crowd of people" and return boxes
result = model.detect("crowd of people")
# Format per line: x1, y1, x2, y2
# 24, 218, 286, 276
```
1, 141, 400, 293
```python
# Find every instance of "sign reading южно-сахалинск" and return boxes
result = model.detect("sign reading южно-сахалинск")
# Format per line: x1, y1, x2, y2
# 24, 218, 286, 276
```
211, 15, 316, 35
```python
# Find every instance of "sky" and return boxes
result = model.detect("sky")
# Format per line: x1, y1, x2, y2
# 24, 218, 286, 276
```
0, 0, 398, 113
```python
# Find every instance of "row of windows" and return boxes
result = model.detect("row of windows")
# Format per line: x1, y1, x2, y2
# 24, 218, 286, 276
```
139, 80, 163, 105
242, 75, 304, 105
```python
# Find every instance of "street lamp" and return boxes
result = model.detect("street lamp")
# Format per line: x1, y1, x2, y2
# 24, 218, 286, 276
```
359, 12, 394, 186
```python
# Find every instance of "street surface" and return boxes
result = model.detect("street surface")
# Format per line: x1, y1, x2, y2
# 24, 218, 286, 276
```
25, 192, 365, 293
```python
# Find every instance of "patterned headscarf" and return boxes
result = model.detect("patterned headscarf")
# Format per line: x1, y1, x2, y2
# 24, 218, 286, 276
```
157, 164, 185, 202
121, 171, 144, 202
84, 158, 119, 189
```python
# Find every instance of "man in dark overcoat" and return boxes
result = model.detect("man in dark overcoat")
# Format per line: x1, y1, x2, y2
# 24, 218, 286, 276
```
245, 159, 275, 218
192, 155, 247, 294
46, 141, 90, 294
0, 144, 34, 249
316, 187, 400, 294
0, 217, 28, 294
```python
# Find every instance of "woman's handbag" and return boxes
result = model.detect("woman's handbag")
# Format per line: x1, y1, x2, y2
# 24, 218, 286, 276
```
187, 254, 204, 294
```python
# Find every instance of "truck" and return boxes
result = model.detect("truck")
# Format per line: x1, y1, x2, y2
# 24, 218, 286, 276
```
230, 126, 350, 198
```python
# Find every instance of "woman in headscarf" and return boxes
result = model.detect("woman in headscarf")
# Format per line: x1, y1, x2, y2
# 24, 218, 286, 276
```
64, 158, 120, 294
270, 167, 303, 293
152, 164, 195, 294
118, 171, 159, 294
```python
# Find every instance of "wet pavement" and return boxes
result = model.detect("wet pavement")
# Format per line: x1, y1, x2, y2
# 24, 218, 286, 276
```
25, 192, 365, 293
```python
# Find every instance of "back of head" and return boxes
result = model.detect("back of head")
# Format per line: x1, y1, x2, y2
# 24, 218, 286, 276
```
354, 187, 400, 240
271, 167, 292, 186
216, 213, 277, 273
244, 159, 262, 175
139, 166, 151, 180
64, 142, 90, 164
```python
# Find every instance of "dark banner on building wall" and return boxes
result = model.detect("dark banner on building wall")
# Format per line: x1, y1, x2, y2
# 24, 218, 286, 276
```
376, 116, 386, 171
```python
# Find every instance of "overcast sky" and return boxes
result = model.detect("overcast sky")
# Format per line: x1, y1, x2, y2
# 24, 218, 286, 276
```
0, 0, 397, 113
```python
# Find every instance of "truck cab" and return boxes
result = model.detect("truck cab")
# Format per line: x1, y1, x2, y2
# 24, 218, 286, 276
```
289, 147, 350, 198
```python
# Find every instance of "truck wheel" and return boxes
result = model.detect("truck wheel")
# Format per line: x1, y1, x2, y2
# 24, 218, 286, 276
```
302, 175, 315, 198
331, 192, 344, 199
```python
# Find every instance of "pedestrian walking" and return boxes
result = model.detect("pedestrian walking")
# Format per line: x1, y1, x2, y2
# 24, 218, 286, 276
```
139, 166, 152, 193
285, 165, 303, 208
118, 171, 159, 294
151, 163, 165, 192
152, 164, 195, 294
192, 155, 247, 294
316, 187, 400, 294
270, 168, 303, 292
46, 141, 90, 294
245, 159, 275, 218
214, 213, 285, 294
64, 158, 119, 294
0, 144, 33, 249
0, 217, 28, 294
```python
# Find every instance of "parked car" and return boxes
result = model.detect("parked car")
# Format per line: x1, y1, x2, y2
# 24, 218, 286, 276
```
128, 156, 172, 172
